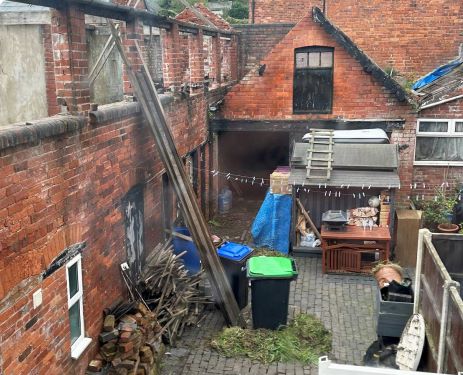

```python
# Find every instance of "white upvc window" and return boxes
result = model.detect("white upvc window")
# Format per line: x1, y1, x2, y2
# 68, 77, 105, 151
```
66, 254, 91, 359
414, 119, 463, 166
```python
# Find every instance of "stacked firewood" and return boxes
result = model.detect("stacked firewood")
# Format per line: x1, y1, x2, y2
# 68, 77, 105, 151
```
86, 302, 165, 375
137, 241, 213, 345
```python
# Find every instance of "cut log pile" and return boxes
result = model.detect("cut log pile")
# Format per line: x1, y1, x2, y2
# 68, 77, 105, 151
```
86, 302, 165, 375
138, 242, 213, 345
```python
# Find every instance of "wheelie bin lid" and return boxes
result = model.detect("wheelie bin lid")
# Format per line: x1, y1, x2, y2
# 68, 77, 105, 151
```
246, 256, 297, 279
217, 242, 253, 261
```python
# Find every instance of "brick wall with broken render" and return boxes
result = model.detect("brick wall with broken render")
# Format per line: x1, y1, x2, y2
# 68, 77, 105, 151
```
0, 92, 214, 374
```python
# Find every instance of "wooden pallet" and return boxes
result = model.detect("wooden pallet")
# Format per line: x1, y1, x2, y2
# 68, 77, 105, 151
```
305, 129, 334, 181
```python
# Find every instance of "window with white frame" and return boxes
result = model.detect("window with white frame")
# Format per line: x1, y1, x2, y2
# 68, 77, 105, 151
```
415, 119, 463, 165
66, 254, 91, 359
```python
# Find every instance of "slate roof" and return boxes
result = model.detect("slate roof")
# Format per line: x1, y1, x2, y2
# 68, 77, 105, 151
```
175, 2, 231, 30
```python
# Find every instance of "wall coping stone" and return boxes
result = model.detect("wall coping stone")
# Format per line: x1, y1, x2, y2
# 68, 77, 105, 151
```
0, 115, 86, 151
89, 95, 175, 124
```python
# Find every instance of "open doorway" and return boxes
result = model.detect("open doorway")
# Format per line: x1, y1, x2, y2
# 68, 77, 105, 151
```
219, 131, 290, 199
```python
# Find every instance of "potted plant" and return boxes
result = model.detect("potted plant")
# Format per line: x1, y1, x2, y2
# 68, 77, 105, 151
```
414, 187, 459, 232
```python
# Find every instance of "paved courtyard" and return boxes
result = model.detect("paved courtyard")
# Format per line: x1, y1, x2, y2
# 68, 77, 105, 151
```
161, 256, 378, 375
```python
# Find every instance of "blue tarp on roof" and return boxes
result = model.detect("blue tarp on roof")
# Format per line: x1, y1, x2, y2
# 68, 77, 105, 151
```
413, 58, 463, 91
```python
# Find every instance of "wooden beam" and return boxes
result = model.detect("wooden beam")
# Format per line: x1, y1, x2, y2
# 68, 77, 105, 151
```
108, 22, 245, 327
296, 199, 321, 239
210, 119, 406, 133
88, 24, 120, 85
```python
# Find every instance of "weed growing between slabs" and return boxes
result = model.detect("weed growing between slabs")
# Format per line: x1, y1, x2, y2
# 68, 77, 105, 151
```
211, 313, 331, 364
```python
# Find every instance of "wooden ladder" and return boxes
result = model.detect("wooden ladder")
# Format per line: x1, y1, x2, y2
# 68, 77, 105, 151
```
306, 129, 334, 181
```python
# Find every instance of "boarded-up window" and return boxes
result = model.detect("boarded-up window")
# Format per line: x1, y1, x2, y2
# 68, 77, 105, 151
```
293, 47, 333, 113
0, 25, 48, 125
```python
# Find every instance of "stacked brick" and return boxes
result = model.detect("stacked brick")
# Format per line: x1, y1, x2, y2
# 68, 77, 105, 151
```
86, 303, 165, 375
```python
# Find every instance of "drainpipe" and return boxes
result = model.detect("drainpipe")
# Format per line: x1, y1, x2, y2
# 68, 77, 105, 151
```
437, 280, 460, 373
413, 229, 428, 314
251, 0, 255, 24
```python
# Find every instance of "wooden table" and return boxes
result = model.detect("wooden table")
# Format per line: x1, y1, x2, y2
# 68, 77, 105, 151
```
321, 226, 391, 273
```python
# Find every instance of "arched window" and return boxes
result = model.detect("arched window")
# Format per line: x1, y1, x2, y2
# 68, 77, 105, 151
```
293, 46, 334, 113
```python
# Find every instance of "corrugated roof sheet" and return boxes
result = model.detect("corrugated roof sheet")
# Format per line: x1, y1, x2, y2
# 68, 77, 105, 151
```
289, 168, 400, 188
333, 144, 398, 170
291, 143, 398, 170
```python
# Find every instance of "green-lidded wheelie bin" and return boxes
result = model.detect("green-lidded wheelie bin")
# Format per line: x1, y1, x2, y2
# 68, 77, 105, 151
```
246, 256, 298, 330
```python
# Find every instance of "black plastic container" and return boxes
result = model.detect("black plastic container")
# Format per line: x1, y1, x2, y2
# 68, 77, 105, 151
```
247, 256, 298, 329
217, 242, 253, 309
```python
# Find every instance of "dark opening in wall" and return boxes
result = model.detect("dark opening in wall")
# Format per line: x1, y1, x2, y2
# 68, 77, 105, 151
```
219, 131, 290, 198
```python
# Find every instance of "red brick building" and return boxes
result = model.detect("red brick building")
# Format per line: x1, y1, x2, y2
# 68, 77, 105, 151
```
214, 1, 463, 202
0, 1, 237, 374
0, 1, 463, 374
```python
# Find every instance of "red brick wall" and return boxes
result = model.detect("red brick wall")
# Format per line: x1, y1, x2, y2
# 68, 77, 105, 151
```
221, 14, 409, 120
42, 25, 59, 117
234, 23, 295, 78
51, 7, 90, 115
250, 0, 463, 76
0, 90, 212, 374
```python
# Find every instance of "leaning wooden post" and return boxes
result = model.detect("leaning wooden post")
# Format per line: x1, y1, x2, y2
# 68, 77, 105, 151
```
108, 21, 245, 327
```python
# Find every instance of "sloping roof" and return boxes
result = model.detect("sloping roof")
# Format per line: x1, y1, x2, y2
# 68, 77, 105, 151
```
312, 7, 410, 103
175, 2, 231, 30
290, 142, 400, 188
289, 168, 401, 188
291, 143, 398, 170
412, 56, 463, 109
413, 58, 463, 91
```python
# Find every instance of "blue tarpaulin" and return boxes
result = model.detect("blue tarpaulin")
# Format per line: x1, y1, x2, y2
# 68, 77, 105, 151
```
251, 191, 292, 254
412, 58, 463, 91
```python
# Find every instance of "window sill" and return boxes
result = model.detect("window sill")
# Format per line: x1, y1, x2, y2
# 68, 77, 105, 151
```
71, 337, 92, 360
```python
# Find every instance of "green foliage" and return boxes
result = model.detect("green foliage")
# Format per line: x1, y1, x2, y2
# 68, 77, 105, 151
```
222, 14, 249, 24
210, 313, 331, 364
208, 219, 222, 227
227, 0, 248, 19
413, 187, 458, 231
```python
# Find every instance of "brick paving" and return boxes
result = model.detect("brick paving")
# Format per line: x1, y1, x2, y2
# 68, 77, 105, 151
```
161, 256, 378, 375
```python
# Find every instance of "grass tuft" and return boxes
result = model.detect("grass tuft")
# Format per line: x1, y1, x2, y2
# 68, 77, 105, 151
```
210, 313, 331, 364
251, 247, 288, 258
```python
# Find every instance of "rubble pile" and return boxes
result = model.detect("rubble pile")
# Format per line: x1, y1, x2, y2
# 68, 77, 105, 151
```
86, 303, 165, 375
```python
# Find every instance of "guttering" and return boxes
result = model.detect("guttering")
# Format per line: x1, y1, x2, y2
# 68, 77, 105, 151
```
419, 94, 463, 110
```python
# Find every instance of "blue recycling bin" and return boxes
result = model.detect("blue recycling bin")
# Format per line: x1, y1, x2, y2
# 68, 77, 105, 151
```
217, 242, 253, 309
172, 227, 201, 275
